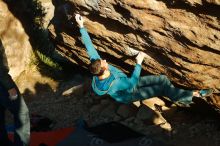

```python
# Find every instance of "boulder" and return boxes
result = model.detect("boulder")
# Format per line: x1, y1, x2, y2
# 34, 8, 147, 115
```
47, 0, 220, 112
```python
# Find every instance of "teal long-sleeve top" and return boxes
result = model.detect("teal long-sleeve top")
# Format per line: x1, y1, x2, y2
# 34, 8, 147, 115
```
80, 27, 142, 103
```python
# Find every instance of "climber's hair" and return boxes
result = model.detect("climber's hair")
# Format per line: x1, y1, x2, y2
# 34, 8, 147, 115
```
89, 59, 105, 76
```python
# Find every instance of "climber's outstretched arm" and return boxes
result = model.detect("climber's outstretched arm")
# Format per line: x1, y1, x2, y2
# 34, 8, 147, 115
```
75, 14, 101, 61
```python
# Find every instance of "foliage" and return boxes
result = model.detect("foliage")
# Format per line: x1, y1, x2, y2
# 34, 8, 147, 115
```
21, 0, 61, 69
35, 50, 62, 70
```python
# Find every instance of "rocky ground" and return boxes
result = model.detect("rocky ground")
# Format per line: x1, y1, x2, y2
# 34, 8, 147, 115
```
13, 67, 220, 146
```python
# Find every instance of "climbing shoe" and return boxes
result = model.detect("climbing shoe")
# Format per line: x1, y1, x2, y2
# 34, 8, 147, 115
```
199, 88, 213, 98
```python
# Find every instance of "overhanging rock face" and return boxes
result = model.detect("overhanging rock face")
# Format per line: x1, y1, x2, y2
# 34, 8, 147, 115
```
48, 0, 220, 110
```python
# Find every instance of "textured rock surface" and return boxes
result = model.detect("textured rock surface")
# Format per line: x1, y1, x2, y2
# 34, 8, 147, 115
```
48, 0, 220, 87
0, 1, 32, 79
1, 1, 219, 145
47, 0, 220, 109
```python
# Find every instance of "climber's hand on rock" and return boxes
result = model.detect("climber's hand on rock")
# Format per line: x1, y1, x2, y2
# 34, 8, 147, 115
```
75, 14, 84, 28
136, 51, 146, 65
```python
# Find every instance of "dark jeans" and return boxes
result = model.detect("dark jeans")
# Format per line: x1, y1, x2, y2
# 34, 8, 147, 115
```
133, 75, 193, 104
0, 85, 30, 146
